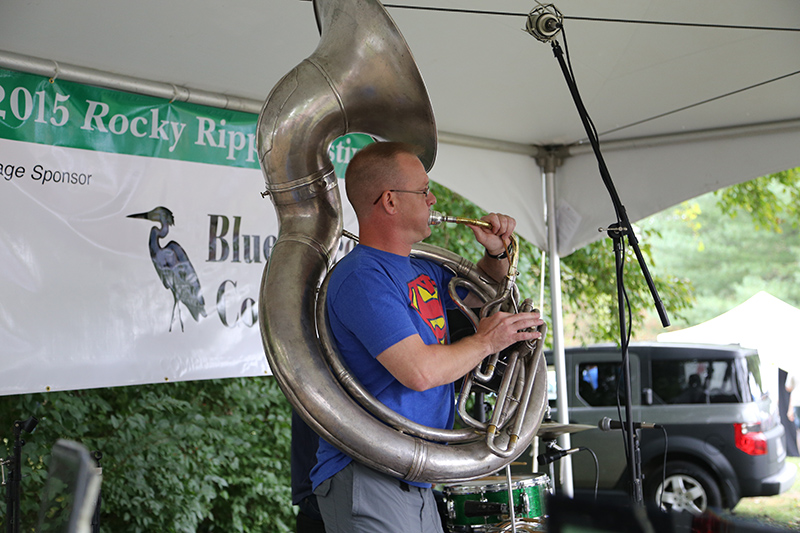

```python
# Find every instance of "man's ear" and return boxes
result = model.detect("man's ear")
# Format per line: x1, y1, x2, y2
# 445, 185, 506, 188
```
381, 192, 399, 214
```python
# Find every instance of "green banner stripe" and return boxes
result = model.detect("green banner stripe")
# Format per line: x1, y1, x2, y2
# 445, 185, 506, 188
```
0, 68, 260, 169
0, 68, 376, 173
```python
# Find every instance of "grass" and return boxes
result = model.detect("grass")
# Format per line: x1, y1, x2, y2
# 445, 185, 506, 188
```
723, 456, 800, 531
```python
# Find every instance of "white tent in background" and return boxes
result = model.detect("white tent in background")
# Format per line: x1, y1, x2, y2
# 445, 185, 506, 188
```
657, 291, 800, 397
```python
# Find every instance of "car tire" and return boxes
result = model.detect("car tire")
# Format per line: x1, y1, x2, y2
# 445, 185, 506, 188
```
645, 460, 723, 515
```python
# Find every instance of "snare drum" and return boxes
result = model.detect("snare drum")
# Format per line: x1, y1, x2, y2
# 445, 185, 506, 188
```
442, 474, 551, 532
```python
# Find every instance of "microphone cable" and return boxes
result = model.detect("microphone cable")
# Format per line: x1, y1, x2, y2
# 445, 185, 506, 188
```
586, 446, 600, 500
538, 445, 600, 500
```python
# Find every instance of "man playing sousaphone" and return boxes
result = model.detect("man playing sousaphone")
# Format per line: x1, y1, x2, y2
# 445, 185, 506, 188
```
310, 141, 545, 532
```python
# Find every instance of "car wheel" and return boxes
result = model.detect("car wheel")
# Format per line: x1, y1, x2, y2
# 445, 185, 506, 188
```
645, 461, 723, 515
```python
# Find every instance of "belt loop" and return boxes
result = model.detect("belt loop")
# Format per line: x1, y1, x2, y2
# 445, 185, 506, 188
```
399, 480, 411, 492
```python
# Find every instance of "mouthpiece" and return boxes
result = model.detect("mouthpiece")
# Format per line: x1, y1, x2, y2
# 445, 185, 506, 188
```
429, 210, 492, 229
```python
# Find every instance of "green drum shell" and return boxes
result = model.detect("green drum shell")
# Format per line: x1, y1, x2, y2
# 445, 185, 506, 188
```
443, 474, 550, 529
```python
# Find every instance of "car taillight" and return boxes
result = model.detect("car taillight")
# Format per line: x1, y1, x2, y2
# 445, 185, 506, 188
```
734, 422, 767, 456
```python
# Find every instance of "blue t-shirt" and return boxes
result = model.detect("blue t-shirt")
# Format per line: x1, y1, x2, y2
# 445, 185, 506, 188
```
310, 245, 457, 489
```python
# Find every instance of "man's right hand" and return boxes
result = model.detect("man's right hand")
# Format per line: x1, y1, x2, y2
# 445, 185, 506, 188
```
376, 310, 544, 393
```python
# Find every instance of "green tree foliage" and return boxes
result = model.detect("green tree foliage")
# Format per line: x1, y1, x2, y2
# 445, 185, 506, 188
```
640, 167, 800, 328
0, 377, 293, 532
427, 183, 694, 344
715, 167, 800, 232
558, 233, 694, 343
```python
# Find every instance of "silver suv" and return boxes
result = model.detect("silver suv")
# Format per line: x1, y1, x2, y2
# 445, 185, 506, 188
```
543, 342, 796, 514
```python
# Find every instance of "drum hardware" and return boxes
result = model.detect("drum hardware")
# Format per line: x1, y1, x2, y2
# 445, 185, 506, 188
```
503, 466, 518, 533
460, 488, 531, 529
442, 472, 551, 532
464, 501, 511, 519
491, 518, 546, 532
537, 443, 582, 466
536, 421, 595, 441
530, 421, 594, 478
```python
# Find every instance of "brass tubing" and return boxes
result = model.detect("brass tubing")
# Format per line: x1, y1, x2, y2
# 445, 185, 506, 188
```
429, 210, 492, 229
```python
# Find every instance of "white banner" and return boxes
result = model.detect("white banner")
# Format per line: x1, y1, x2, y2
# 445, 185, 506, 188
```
0, 69, 362, 395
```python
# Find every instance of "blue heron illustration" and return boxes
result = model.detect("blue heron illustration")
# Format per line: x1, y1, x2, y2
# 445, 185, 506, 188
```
128, 206, 207, 332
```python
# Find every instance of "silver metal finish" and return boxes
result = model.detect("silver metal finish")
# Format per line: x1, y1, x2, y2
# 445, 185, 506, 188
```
256, 0, 547, 483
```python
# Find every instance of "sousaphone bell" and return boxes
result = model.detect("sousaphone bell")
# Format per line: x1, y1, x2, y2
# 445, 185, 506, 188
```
256, 0, 548, 484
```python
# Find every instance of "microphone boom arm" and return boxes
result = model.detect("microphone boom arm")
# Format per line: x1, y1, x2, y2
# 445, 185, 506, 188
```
543, 36, 669, 506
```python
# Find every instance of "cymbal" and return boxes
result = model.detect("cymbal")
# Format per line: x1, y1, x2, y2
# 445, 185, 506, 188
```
537, 421, 595, 440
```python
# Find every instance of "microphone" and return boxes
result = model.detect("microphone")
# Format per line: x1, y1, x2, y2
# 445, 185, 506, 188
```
524, 5, 563, 42
537, 446, 581, 465
598, 417, 661, 431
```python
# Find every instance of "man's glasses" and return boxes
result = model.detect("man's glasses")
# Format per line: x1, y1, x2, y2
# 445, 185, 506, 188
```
373, 186, 430, 205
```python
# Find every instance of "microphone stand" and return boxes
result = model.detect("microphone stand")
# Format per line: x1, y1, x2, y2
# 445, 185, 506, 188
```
3, 439, 19, 533
5, 418, 36, 533
548, 38, 669, 505
92, 451, 103, 533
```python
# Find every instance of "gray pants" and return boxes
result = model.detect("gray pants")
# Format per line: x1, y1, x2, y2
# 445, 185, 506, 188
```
314, 461, 445, 533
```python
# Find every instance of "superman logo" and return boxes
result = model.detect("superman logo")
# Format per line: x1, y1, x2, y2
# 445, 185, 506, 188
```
408, 274, 447, 345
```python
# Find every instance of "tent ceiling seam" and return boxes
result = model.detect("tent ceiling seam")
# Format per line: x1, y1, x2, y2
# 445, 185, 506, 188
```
568, 118, 800, 156
590, 69, 800, 141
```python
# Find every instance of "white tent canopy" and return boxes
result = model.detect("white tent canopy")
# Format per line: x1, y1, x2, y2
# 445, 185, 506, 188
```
658, 291, 800, 376
2, 0, 798, 255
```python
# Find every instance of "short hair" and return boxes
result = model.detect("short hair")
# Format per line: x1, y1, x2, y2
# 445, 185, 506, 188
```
344, 141, 424, 216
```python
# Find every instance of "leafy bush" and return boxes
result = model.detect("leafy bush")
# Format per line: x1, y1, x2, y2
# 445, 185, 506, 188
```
0, 377, 293, 532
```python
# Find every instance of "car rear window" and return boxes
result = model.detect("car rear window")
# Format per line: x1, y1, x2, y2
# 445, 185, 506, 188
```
576, 362, 625, 407
651, 357, 762, 404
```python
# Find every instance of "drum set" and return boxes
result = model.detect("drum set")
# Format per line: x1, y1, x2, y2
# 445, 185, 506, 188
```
442, 473, 551, 532
440, 422, 593, 532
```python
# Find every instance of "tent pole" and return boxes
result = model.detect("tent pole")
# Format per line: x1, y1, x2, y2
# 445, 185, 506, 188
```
542, 152, 574, 497
0, 50, 263, 114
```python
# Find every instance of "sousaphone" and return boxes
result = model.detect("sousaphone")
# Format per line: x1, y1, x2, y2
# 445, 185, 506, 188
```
257, 0, 548, 483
